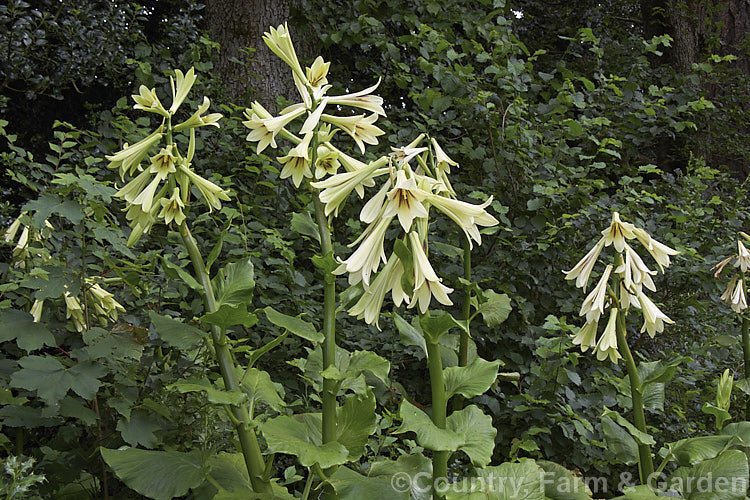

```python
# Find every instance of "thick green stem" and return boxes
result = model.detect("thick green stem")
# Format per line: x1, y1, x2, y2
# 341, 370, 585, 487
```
458, 237, 471, 368
312, 194, 337, 444
178, 222, 271, 493
742, 316, 750, 420
426, 340, 448, 500
615, 309, 654, 483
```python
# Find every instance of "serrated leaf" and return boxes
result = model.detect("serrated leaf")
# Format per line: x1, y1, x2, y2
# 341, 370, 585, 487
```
213, 260, 255, 308
444, 357, 500, 399
101, 448, 208, 500
117, 409, 161, 448
201, 304, 258, 331
9, 355, 105, 406
0, 309, 55, 351
149, 311, 205, 350
263, 306, 322, 343
83, 327, 143, 361
476, 290, 512, 327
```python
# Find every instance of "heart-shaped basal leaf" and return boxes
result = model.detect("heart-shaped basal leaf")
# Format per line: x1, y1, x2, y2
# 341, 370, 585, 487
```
666, 435, 739, 467
260, 413, 349, 468
368, 453, 432, 500
443, 357, 500, 399
335, 392, 378, 461
329, 466, 409, 500
669, 449, 749, 500
149, 311, 205, 350
445, 459, 546, 500
396, 399, 464, 452
0, 309, 55, 351
446, 404, 497, 467
212, 259, 256, 308
101, 448, 208, 500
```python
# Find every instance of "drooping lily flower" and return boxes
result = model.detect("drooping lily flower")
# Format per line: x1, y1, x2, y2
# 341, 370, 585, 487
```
383, 168, 429, 232
632, 227, 679, 272
601, 212, 636, 252
637, 291, 674, 337
595, 308, 621, 363
564, 238, 605, 291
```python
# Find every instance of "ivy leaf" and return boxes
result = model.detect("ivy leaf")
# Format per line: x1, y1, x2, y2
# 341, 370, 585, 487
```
83, 327, 143, 361
23, 193, 84, 225
101, 448, 208, 500
263, 306, 322, 343
213, 260, 255, 308
0, 309, 55, 351
443, 357, 500, 399
10, 355, 105, 406
149, 311, 205, 350
117, 409, 161, 448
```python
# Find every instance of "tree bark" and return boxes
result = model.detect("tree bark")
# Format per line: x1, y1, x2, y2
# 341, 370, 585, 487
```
205, 0, 315, 108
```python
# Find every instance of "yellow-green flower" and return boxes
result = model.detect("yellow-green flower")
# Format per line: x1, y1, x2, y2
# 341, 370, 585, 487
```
278, 132, 314, 188
406, 231, 453, 313
636, 291, 674, 337
601, 212, 635, 252
632, 227, 679, 271
30, 299, 43, 323
64, 290, 85, 332
564, 238, 605, 291
322, 113, 385, 153
243, 105, 306, 154
106, 129, 163, 179
335, 215, 393, 286
327, 79, 386, 116
311, 157, 388, 216
132, 85, 168, 117
347, 253, 407, 329
306, 56, 330, 88
177, 164, 231, 212
736, 241, 750, 273
383, 168, 428, 232
173, 96, 223, 132
149, 146, 177, 180
169, 67, 197, 114
314, 145, 341, 179
263, 24, 306, 83
159, 188, 187, 225
579, 265, 613, 323
423, 193, 498, 249
431, 138, 458, 174
595, 308, 621, 363
572, 320, 598, 352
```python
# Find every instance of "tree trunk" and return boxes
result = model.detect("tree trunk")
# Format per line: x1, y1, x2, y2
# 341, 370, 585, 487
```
205, 0, 315, 108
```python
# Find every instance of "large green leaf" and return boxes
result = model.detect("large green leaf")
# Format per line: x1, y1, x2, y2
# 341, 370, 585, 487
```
393, 312, 427, 358
445, 460, 545, 500
101, 447, 208, 500
639, 357, 688, 389
721, 421, 750, 446
537, 460, 593, 500
10, 355, 106, 405
443, 357, 500, 399
368, 453, 432, 500
600, 416, 638, 465
239, 367, 285, 413
263, 306, 322, 343
23, 193, 84, 225
666, 435, 738, 467
0, 308, 55, 351
446, 404, 497, 467
419, 311, 466, 344
397, 399, 464, 452
602, 408, 655, 446
213, 259, 255, 308
670, 449, 749, 500
329, 466, 409, 499
201, 303, 258, 331
149, 311, 205, 350
260, 413, 349, 468
475, 290, 512, 327
320, 349, 391, 390
335, 392, 378, 461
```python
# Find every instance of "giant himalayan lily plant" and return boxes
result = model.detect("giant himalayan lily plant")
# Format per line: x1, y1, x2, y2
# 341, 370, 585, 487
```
100, 69, 281, 495
565, 212, 678, 483
714, 234, 750, 420
243, 24, 502, 499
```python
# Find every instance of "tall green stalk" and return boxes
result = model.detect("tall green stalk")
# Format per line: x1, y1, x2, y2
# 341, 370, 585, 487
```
458, 237, 471, 368
313, 194, 337, 444
426, 339, 448, 500
742, 316, 750, 420
615, 308, 654, 482
178, 222, 271, 493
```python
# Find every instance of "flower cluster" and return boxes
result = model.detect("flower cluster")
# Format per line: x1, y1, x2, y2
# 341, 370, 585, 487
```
3, 213, 54, 267
564, 213, 679, 363
56, 279, 126, 332
107, 68, 228, 245
313, 137, 499, 328
242, 24, 386, 188
713, 235, 750, 313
